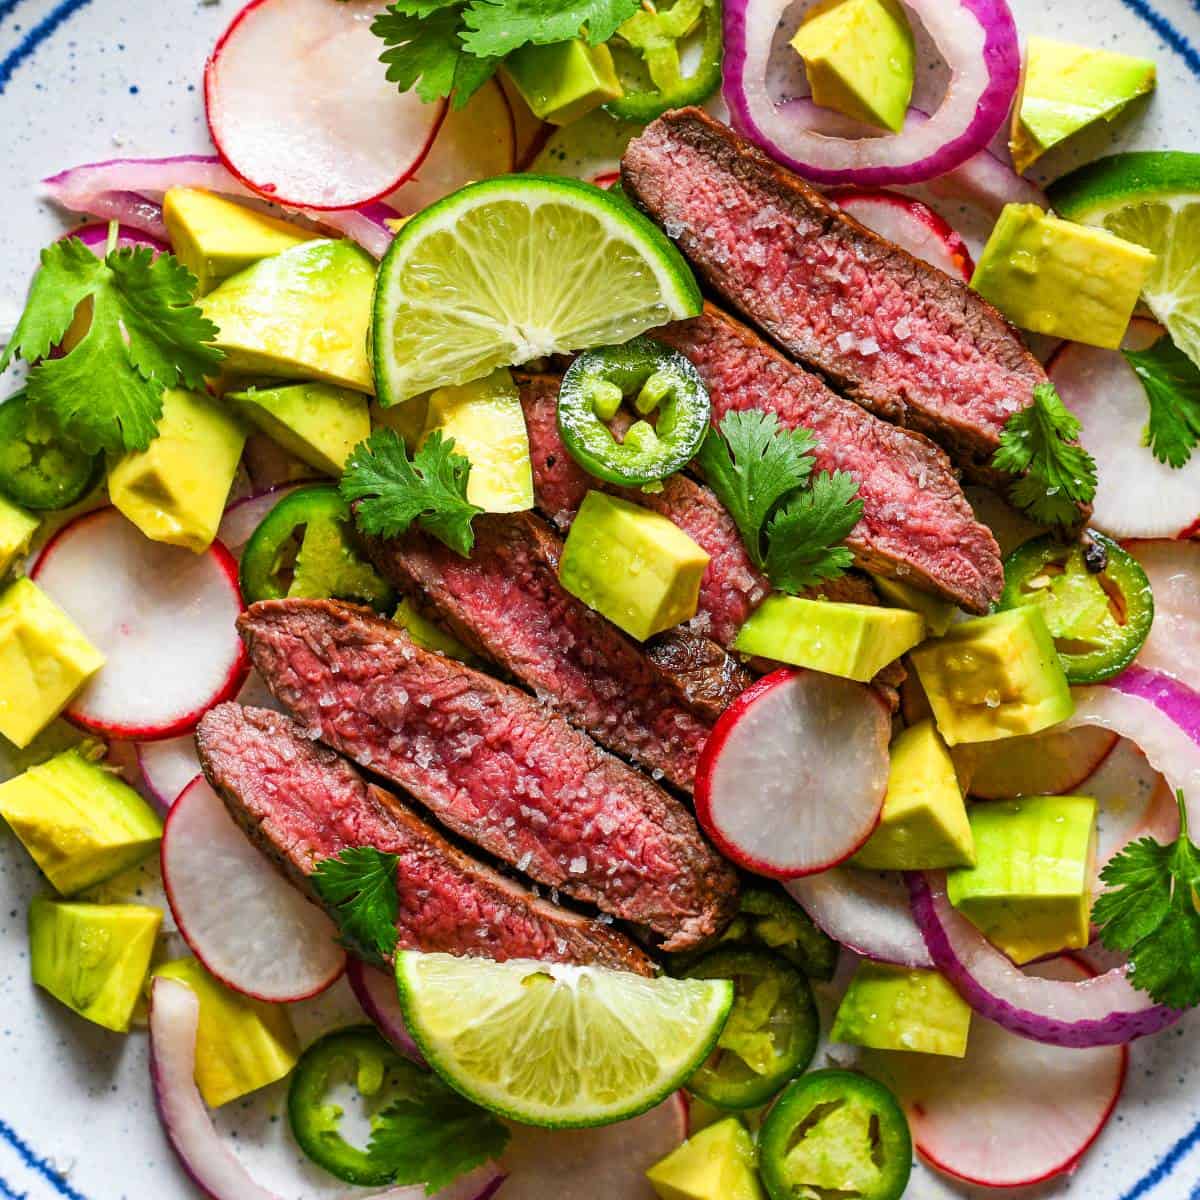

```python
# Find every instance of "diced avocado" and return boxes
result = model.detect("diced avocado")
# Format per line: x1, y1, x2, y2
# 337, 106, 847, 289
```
647, 1117, 765, 1200
0, 744, 162, 894
910, 608, 1073, 746
872, 575, 956, 637
29, 898, 161, 1032
558, 491, 709, 641
0, 495, 39, 578
831, 961, 971, 1057
201, 239, 376, 393
422, 369, 534, 513
733, 596, 924, 682
162, 188, 318, 295
1011, 39, 1156, 173
154, 958, 299, 1107
970, 204, 1155, 350
108, 388, 246, 554
0, 579, 105, 749
947, 794, 1096, 963
372, 394, 429, 451
226, 382, 370, 477
852, 719, 975, 870
502, 39, 623, 126
394, 597, 477, 664
790, 0, 915, 133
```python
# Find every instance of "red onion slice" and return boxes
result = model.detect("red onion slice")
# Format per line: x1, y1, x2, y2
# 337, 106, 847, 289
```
70, 221, 170, 255
722, 0, 1020, 185
347, 959, 428, 1065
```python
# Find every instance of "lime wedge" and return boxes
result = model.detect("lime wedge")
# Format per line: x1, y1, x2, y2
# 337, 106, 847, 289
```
394, 952, 733, 1128
1050, 152, 1200, 367
371, 175, 702, 406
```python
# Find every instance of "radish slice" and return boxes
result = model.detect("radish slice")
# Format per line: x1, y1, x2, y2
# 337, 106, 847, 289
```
497, 1094, 687, 1200
217, 484, 312, 559
953, 725, 1117, 801
205, 0, 446, 210
1126, 540, 1200, 691
347, 959, 427, 1065
499, 75, 551, 171
785, 869, 933, 969
829, 189, 973, 280
695, 669, 890, 878
1048, 320, 1200, 539
909, 871, 1179, 1046
30, 508, 249, 740
163, 776, 346, 1002
879, 957, 1127, 1187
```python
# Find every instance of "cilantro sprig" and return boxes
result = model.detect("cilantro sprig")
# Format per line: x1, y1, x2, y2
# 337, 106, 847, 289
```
1124, 334, 1200, 468
992, 382, 1097, 527
311, 847, 401, 962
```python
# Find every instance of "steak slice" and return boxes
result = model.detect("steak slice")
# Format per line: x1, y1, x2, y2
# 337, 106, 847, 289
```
196, 704, 653, 975
621, 109, 1048, 481
363, 513, 745, 791
238, 599, 740, 950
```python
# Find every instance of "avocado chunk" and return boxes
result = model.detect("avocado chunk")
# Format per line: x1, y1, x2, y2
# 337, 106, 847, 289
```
422, 369, 534, 513
502, 39, 624, 126
910, 607, 1073, 746
733, 596, 924, 682
29, 898, 161, 1032
790, 0, 915, 133
0, 495, 39, 578
832, 960, 972, 1056
0, 579, 105, 749
154, 957, 300, 1107
872, 574, 956, 637
852, 719, 975, 870
201, 239, 376, 392
162, 188, 318, 295
647, 1117, 765, 1200
948, 794, 1096, 963
0, 744, 162, 894
108, 388, 246, 554
393, 597, 477, 664
559, 491, 709, 641
227, 382, 370, 476
970, 204, 1155, 350
1011, 39, 1156, 173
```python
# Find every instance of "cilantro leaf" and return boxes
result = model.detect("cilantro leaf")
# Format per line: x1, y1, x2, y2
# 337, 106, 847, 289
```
0, 238, 222, 454
373, 4, 499, 108
461, 0, 639, 54
311, 847, 400, 962
992, 382, 1098, 527
1093, 791, 1200, 1010
341, 429, 482, 556
763, 471, 863, 593
696, 411, 817, 570
1124, 334, 1200, 468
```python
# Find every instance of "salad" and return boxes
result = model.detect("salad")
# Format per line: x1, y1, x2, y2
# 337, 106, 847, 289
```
0, 0, 1198, 1196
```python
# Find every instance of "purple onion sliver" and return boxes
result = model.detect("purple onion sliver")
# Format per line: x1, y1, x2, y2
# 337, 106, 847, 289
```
70, 221, 171, 255
347, 957, 428, 1065
1110, 665, 1200, 742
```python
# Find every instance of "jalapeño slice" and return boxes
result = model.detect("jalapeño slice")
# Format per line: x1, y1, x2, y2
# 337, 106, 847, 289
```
0, 391, 101, 511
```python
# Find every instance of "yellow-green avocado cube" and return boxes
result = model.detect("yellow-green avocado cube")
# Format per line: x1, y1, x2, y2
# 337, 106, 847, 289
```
0, 495, 39, 578
108, 388, 246, 554
832, 961, 971, 1057
910, 607, 1073, 746
791, 0, 915, 133
852, 719, 975, 870
502, 39, 623, 126
201, 239, 376, 393
970, 204, 1155, 350
30, 898, 161, 1032
0, 579, 105, 749
1011, 39, 1156, 173
162, 187, 318, 295
872, 574, 956, 637
226, 382, 370, 477
154, 958, 299, 1107
394, 598, 477, 664
734, 596, 924, 682
647, 1117, 765, 1200
559, 491, 709, 641
948, 794, 1096, 964
0, 745, 162, 894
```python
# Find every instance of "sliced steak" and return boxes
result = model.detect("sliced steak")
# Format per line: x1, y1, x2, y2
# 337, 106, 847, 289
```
238, 599, 740, 950
364, 512, 744, 791
196, 704, 653, 974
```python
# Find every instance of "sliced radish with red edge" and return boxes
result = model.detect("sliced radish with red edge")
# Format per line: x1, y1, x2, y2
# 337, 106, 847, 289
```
953, 724, 1117, 800
347, 959, 427, 1065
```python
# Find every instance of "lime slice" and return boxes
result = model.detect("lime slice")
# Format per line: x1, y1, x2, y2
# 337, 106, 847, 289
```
394, 951, 733, 1128
1050, 152, 1200, 367
371, 175, 702, 406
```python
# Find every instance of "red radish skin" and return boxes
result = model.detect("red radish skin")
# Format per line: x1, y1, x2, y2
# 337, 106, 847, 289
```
954, 725, 1118, 801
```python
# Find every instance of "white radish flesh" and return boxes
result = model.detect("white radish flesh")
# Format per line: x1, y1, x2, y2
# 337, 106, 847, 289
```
1126, 539, 1200, 692
830, 188, 974, 280
953, 724, 1117, 800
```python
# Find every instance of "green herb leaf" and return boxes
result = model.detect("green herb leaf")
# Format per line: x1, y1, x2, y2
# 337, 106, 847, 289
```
461, 0, 639, 55
0, 238, 223, 455
341, 428, 482, 556
763, 471, 863, 593
1124, 334, 1200, 468
311, 847, 400, 962
1093, 791, 1200, 1010
373, 5, 499, 108
992, 382, 1098, 527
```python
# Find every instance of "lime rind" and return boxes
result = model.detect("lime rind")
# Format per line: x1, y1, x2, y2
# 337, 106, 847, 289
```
394, 952, 733, 1129
1049, 151, 1200, 220
372, 175, 702, 408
